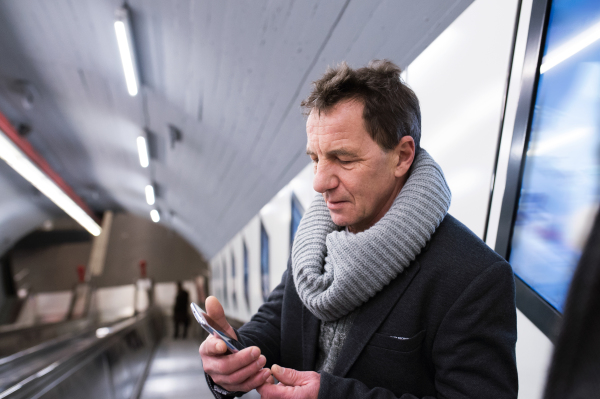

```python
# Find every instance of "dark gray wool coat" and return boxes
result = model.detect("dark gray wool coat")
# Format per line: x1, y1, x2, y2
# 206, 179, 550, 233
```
208, 214, 518, 398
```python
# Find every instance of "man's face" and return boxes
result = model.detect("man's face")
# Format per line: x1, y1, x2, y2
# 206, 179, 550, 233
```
306, 100, 410, 233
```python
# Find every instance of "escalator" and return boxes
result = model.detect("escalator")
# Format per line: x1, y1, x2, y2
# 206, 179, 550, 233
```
0, 309, 164, 399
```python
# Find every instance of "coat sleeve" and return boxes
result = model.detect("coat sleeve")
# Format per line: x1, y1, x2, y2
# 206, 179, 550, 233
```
204, 270, 288, 398
317, 261, 518, 399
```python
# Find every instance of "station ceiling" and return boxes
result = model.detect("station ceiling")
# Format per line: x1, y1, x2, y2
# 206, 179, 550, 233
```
0, 0, 473, 258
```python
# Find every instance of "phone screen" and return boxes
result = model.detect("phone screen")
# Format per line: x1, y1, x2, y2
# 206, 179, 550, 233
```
190, 302, 246, 353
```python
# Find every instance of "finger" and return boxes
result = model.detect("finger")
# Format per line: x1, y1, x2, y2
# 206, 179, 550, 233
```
271, 364, 303, 386
213, 354, 266, 386
205, 296, 237, 339
202, 346, 261, 376
220, 367, 272, 393
257, 382, 292, 399
200, 336, 229, 356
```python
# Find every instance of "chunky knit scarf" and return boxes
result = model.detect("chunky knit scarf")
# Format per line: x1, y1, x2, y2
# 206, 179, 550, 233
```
291, 149, 452, 322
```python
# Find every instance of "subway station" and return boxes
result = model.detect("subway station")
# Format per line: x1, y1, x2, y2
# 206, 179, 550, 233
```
0, 0, 599, 398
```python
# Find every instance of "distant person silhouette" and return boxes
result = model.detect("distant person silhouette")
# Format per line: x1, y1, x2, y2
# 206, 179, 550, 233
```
173, 281, 190, 339
543, 209, 600, 399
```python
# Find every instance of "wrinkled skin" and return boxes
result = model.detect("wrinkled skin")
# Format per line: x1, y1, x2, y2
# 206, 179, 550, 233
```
257, 365, 321, 399
306, 100, 414, 233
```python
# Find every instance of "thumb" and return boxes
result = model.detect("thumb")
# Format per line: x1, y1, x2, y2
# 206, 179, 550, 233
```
204, 296, 237, 339
271, 365, 303, 386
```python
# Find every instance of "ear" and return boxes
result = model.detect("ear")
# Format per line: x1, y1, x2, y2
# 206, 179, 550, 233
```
393, 136, 415, 178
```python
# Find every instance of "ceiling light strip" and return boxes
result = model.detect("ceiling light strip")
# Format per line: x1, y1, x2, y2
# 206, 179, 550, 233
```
145, 184, 155, 205
0, 113, 101, 236
137, 136, 149, 168
114, 6, 140, 96
150, 209, 160, 223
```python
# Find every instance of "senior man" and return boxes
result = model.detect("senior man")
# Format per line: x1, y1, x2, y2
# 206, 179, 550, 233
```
200, 60, 518, 398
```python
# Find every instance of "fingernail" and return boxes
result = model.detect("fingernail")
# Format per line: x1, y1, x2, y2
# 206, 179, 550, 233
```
251, 347, 260, 360
218, 342, 226, 352
262, 369, 271, 378
272, 364, 281, 373
257, 355, 266, 367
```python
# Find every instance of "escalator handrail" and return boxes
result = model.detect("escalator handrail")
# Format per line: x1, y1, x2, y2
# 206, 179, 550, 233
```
0, 314, 137, 366
0, 321, 93, 367
0, 309, 159, 398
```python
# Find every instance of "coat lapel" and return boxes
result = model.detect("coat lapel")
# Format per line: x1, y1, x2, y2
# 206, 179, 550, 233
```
332, 261, 422, 377
302, 304, 320, 371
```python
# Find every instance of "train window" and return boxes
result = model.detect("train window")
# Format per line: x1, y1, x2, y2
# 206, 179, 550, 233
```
243, 240, 250, 310
496, 0, 600, 339
212, 261, 218, 299
260, 222, 270, 302
290, 193, 305, 248
231, 252, 237, 309
222, 258, 228, 307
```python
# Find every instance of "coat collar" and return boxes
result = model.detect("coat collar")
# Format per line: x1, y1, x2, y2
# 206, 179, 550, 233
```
301, 259, 422, 374
332, 260, 421, 377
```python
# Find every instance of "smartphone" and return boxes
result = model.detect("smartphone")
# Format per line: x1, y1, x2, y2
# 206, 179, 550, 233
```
190, 302, 246, 353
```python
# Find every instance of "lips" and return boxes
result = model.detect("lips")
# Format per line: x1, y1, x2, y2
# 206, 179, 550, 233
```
326, 200, 348, 210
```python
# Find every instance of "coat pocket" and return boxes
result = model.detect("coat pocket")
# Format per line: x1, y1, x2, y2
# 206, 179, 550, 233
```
367, 330, 426, 353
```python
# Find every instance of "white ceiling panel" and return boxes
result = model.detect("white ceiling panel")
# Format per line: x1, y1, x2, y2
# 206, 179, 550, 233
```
0, 0, 474, 257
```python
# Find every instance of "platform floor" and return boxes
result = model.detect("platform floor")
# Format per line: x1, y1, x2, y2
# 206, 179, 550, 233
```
140, 338, 261, 399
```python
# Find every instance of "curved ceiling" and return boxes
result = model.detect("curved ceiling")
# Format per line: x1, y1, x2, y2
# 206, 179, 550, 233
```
0, 0, 473, 258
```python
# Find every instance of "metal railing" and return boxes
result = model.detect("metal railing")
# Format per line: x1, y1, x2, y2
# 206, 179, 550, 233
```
0, 308, 165, 399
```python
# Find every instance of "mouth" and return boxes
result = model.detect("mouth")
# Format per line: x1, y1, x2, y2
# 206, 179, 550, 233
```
326, 199, 348, 210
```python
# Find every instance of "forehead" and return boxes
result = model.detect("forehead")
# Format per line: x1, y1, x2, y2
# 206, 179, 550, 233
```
306, 100, 370, 150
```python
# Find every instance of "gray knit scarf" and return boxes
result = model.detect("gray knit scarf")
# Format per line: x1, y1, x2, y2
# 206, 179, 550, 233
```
291, 149, 451, 322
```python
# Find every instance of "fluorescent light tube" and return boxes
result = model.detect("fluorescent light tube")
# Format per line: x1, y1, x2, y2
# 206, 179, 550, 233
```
541, 20, 600, 74
0, 130, 102, 236
150, 209, 160, 223
145, 184, 155, 205
114, 7, 140, 96
137, 136, 149, 168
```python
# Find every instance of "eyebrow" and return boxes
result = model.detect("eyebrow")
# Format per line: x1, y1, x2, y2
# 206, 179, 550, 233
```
305, 148, 358, 158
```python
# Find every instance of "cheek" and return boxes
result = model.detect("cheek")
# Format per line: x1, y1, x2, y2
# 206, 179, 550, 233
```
353, 166, 394, 204
339, 169, 375, 203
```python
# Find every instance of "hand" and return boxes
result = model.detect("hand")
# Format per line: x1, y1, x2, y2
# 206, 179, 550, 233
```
199, 296, 271, 392
257, 364, 320, 399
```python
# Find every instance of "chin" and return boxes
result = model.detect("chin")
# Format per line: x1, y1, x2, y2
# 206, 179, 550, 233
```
329, 212, 352, 227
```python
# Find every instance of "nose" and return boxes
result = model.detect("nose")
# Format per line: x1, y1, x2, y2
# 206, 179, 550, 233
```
313, 160, 339, 193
